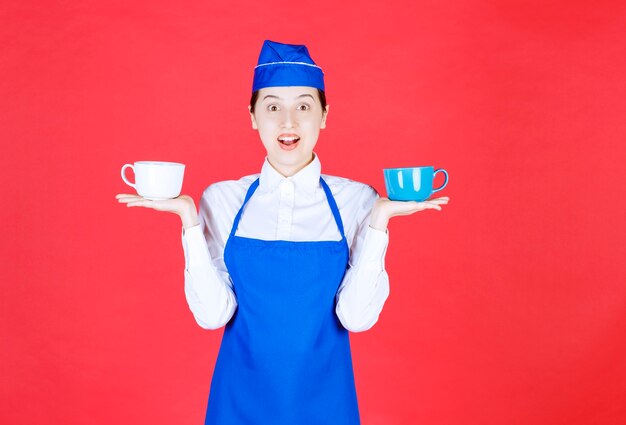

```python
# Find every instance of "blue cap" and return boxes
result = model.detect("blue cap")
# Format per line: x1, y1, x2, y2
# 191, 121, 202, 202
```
252, 40, 325, 92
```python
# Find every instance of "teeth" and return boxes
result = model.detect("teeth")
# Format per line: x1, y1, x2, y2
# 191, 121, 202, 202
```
279, 137, 299, 142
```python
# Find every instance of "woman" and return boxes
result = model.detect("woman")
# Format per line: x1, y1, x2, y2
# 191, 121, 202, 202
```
117, 40, 448, 425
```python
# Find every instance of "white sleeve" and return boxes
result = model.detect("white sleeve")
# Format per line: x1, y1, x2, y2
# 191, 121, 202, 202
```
181, 186, 238, 330
335, 185, 390, 332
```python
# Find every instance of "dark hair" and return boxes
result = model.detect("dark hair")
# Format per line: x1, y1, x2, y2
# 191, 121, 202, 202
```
249, 88, 327, 114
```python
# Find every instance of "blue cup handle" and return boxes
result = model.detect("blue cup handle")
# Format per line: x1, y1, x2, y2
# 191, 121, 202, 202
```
432, 169, 448, 193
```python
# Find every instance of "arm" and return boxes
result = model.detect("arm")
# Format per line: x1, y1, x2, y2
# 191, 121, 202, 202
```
334, 186, 450, 332
335, 186, 391, 333
182, 186, 238, 330
335, 188, 450, 332
116, 188, 238, 330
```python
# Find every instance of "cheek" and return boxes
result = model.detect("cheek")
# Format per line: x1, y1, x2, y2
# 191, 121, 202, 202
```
305, 121, 322, 137
257, 127, 277, 148
254, 118, 271, 133
257, 115, 280, 130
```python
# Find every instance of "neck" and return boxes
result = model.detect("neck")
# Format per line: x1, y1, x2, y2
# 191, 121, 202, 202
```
268, 154, 315, 177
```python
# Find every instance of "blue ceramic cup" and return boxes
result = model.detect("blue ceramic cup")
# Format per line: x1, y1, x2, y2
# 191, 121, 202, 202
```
383, 166, 448, 201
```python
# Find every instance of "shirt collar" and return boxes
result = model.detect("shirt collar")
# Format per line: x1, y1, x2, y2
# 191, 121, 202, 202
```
258, 153, 322, 196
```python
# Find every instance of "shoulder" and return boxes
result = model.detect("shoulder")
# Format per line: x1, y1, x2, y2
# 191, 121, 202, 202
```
322, 173, 378, 198
202, 173, 260, 198
199, 174, 260, 209
321, 174, 379, 210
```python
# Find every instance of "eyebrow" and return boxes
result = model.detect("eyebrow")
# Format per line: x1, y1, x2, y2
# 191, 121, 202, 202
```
262, 94, 315, 101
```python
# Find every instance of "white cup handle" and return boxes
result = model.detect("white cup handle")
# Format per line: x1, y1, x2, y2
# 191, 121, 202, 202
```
121, 164, 136, 189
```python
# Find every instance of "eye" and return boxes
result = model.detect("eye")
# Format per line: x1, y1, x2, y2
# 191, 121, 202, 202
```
297, 104, 310, 111
268, 104, 279, 112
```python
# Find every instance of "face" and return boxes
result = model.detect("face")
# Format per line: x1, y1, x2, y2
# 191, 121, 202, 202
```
249, 86, 329, 177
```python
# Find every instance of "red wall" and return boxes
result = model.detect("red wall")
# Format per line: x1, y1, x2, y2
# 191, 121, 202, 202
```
2, 1, 625, 424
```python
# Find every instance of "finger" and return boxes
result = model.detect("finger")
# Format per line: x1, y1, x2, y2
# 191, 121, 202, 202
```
400, 203, 441, 214
418, 202, 442, 211
126, 199, 156, 209
426, 203, 442, 211
429, 197, 449, 203
407, 199, 447, 207
400, 201, 441, 212
397, 205, 440, 216
116, 193, 141, 199
117, 196, 144, 204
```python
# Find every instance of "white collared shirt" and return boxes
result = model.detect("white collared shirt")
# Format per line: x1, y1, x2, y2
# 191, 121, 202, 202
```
182, 153, 390, 332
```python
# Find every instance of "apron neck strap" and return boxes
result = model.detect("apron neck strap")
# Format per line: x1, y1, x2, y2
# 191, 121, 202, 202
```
229, 178, 260, 238
319, 177, 345, 239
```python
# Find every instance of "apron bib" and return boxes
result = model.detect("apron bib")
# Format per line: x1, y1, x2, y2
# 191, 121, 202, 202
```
204, 177, 360, 425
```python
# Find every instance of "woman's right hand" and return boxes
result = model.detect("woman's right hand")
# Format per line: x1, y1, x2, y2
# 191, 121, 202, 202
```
115, 194, 200, 230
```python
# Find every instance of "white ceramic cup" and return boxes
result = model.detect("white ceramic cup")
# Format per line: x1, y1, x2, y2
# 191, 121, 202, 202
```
121, 161, 185, 200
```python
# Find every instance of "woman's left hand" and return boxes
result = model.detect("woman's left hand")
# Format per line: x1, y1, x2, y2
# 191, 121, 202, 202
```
369, 196, 449, 231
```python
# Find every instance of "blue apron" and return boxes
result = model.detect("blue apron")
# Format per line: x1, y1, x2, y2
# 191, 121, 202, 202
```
205, 177, 360, 425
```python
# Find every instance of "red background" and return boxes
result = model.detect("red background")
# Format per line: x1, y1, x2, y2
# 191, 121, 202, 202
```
2, 1, 625, 424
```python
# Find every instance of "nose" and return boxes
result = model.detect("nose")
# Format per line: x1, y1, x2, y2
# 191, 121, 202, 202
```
281, 109, 296, 129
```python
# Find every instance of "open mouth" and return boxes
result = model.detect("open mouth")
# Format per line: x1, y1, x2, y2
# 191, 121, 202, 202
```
277, 134, 300, 150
